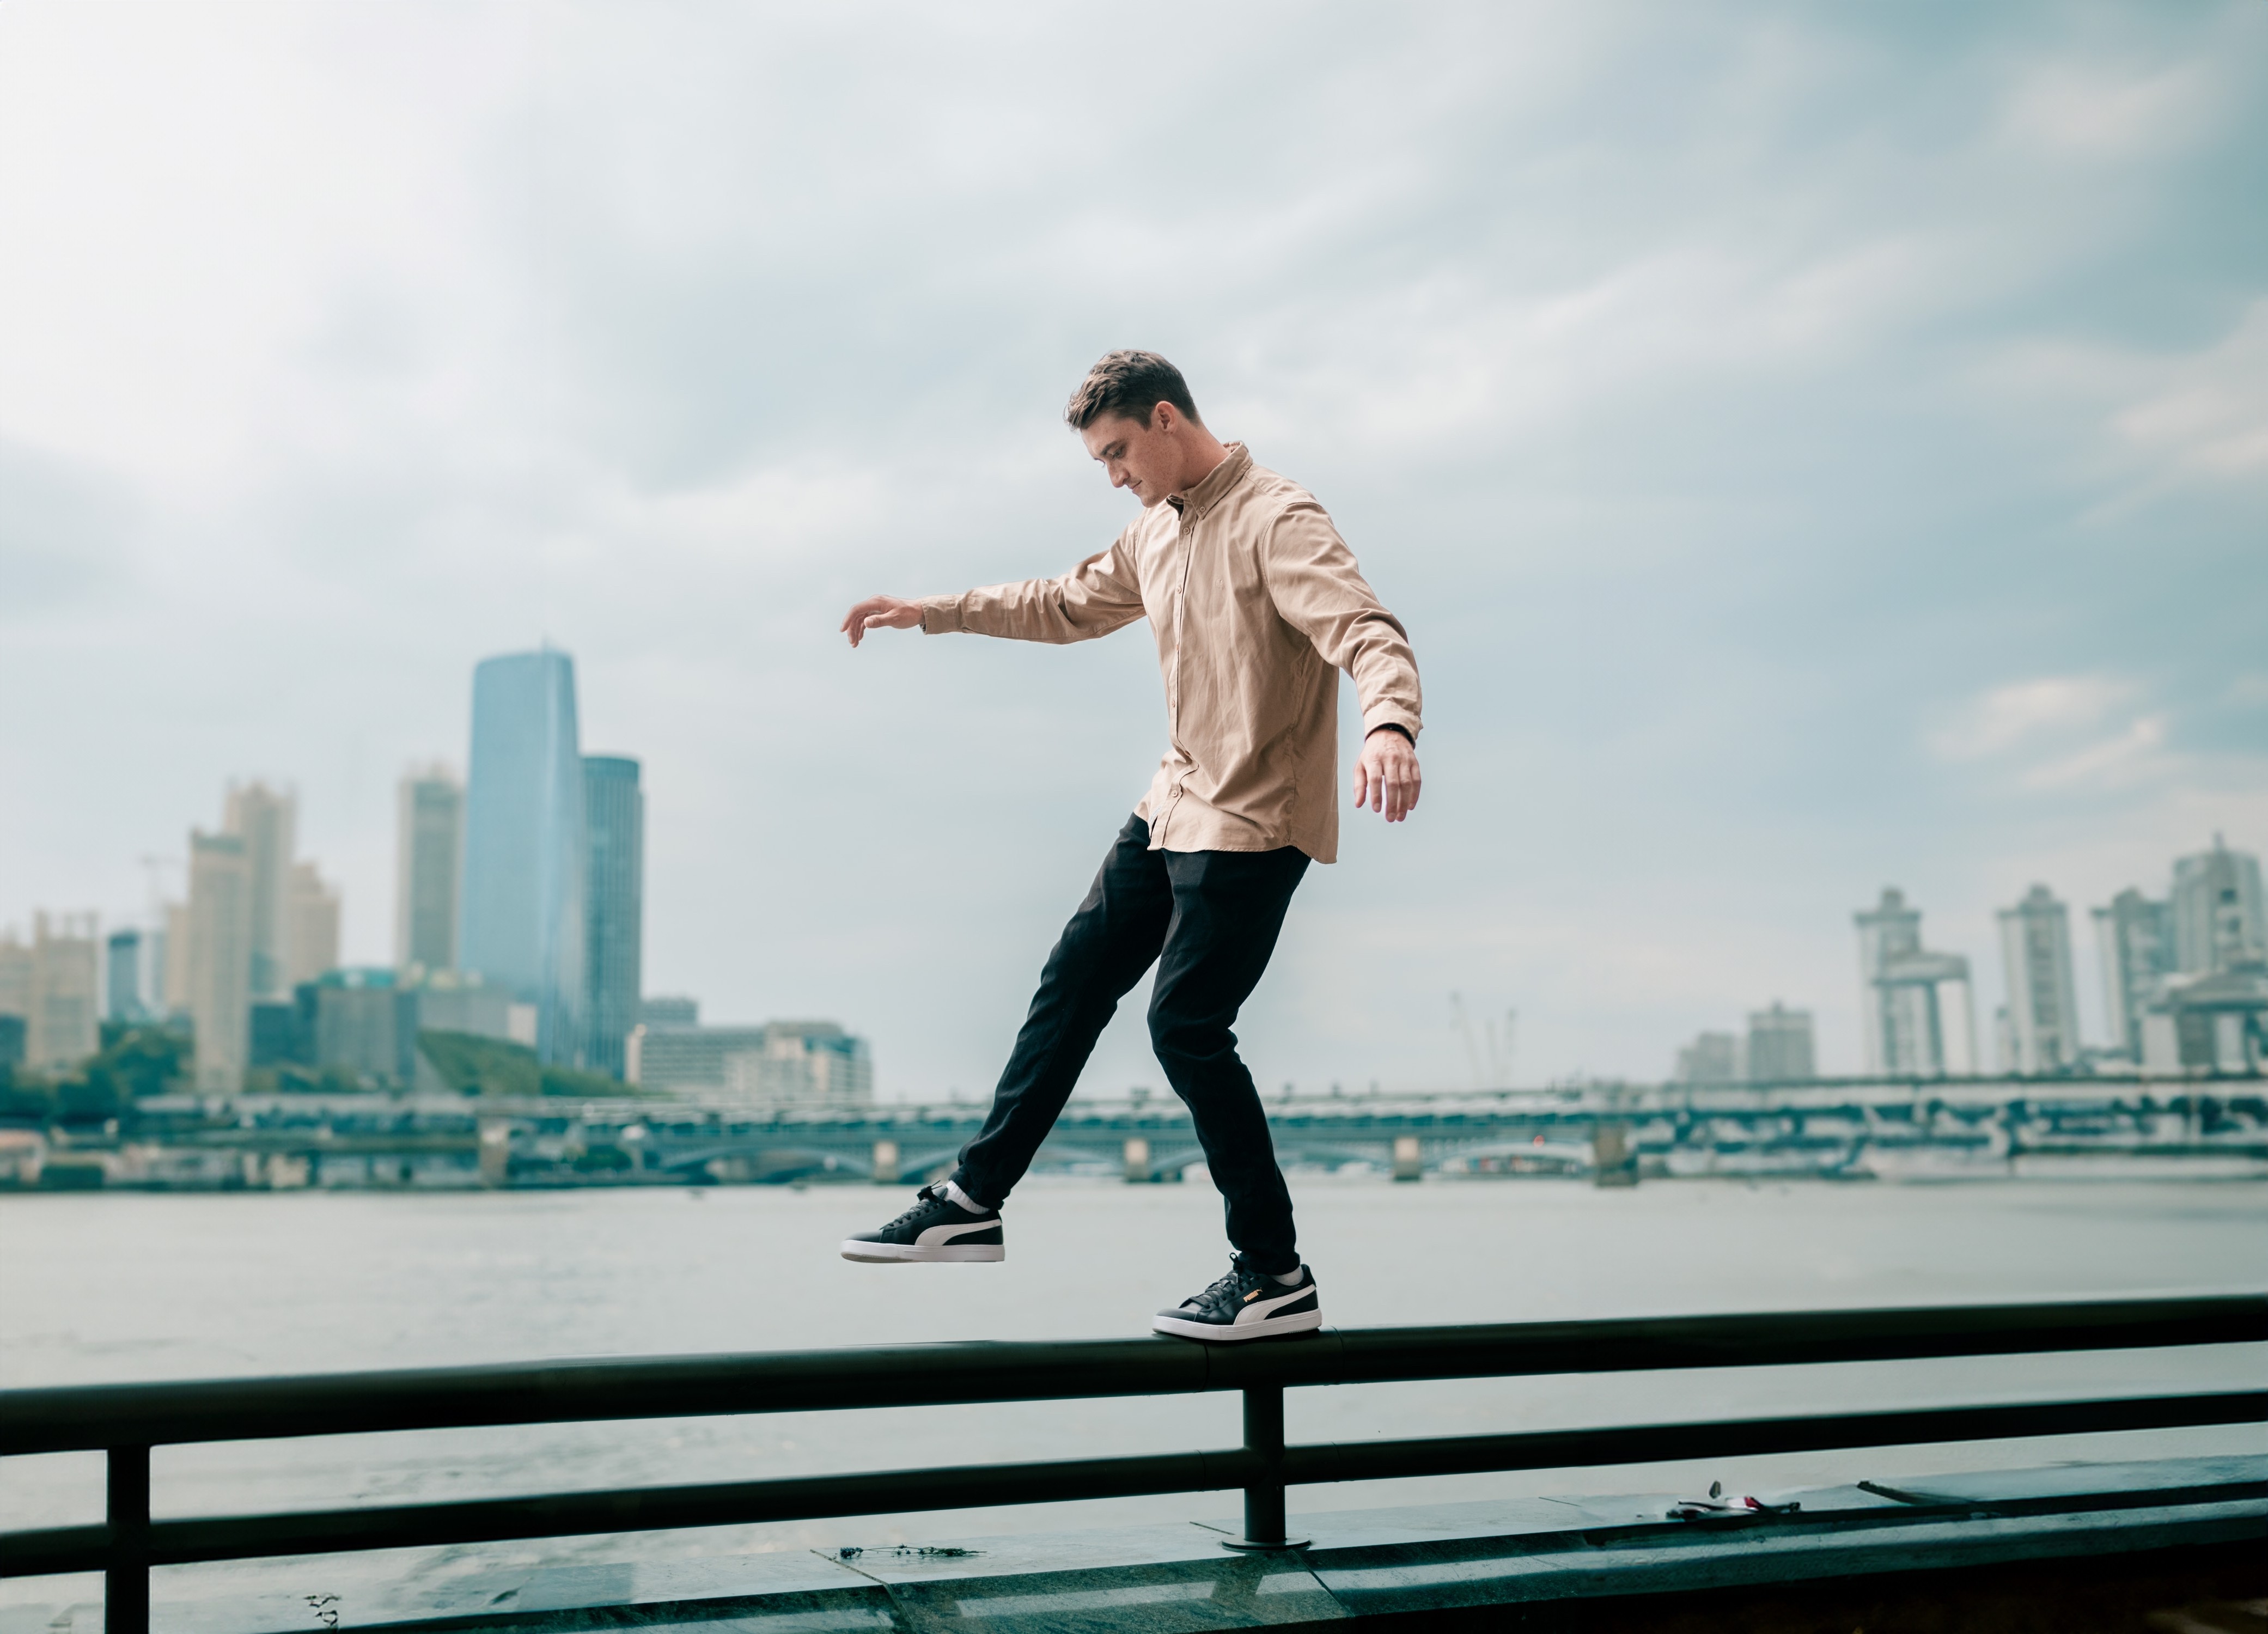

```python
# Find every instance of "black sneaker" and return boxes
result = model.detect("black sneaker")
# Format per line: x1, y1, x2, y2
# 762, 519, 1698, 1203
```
840, 1185, 1005, 1264
1153, 1255, 1321, 1342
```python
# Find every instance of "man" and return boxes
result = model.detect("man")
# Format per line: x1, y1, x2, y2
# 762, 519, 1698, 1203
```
837, 350, 1423, 1343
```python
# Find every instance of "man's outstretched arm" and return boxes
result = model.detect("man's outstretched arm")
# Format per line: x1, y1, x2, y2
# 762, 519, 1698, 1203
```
841, 542, 1147, 650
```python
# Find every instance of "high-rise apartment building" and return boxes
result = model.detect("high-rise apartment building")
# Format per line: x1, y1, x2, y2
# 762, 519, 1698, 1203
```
0, 933, 31, 1035
723, 1022, 874, 1110
461, 650, 588, 1066
394, 767, 464, 973
2171, 837, 2265, 974
2093, 888, 2173, 1062
223, 782, 297, 999
287, 862, 341, 989
187, 831, 254, 1092
582, 755, 645, 1078
1746, 1002, 1817, 1082
1671, 1032, 1740, 1084
161, 902, 192, 1016
26, 913, 100, 1070
1854, 888, 1977, 1077
1997, 884, 2081, 1075
106, 929, 145, 1023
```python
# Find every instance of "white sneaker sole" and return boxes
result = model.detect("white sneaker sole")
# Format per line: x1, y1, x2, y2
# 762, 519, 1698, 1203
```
839, 1240, 1005, 1264
1151, 1307, 1324, 1342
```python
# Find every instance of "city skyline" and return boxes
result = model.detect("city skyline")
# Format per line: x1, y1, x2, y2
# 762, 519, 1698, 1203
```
12, 766, 2255, 1086
2, 5, 2261, 1094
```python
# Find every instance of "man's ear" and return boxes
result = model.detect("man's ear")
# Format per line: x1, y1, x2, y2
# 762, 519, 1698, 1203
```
1149, 401, 1176, 435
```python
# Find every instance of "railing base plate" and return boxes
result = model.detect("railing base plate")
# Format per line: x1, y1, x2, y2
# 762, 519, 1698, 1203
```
1217, 1534, 1311, 1551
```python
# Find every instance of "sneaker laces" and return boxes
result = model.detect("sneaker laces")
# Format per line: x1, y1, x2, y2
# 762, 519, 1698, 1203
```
879, 1185, 947, 1233
1191, 1255, 1264, 1308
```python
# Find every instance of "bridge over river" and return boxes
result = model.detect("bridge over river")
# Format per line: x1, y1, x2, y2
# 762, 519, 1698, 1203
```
81, 1074, 2268, 1188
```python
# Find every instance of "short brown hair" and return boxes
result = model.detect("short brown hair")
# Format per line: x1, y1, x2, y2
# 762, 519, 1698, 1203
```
1063, 350, 1202, 431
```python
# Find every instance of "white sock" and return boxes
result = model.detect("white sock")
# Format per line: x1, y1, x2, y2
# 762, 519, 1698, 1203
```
1270, 1266, 1305, 1287
941, 1179, 990, 1215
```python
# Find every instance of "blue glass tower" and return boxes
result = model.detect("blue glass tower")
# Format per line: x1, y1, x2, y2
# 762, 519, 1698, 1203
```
460, 650, 587, 1065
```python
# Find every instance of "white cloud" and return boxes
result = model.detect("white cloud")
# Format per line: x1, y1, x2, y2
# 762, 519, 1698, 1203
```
2022, 714, 2171, 790
2111, 298, 2268, 478
2001, 60, 2222, 157
1930, 676, 2133, 762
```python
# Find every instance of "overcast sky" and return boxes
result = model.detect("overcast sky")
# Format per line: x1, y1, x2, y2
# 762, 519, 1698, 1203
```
2, 2, 2263, 1097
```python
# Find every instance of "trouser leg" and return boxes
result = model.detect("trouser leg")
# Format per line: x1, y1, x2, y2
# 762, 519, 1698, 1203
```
952, 815, 1172, 1207
1148, 845, 1311, 1275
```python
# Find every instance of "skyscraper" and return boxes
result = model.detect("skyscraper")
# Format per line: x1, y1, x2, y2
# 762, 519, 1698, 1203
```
2171, 837, 2265, 974
187, 831, 253, 1091
286, 862, 341, 988
460, 650, 587, 1066
1997, 885, 2081, 1075
582, 754, 645, 1078
2093, 888, 2172, 1062
1854, 888, 1977, 1077
106, 928, 145, 1023
1746, 1002, 1817, 1082
394, 766, 464, 973
223, 782, 297, 999
26, 913, 100, 1070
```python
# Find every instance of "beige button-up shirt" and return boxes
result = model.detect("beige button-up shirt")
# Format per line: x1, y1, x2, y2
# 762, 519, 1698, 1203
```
917, 444, 1422, 863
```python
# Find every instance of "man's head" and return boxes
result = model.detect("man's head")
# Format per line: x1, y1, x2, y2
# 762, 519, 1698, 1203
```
1065, 350, 1224, 507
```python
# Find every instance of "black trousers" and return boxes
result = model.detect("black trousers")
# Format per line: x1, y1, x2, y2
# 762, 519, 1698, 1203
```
952, 814, 1311, 1273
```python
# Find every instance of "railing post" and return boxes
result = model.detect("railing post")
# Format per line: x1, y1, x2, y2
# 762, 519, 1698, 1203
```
1224, 1384, 1305, 1550
106, 1444, 150, 1634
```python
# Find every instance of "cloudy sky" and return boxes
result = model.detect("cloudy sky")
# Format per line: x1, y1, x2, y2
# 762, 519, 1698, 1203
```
2, 2, 2263, 1097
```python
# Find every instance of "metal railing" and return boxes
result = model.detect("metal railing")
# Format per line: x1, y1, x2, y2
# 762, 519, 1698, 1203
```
2, 1295, 2261, 1634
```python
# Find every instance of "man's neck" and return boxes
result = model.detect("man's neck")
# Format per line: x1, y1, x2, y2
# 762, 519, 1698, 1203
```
1170, 434, 1235, 502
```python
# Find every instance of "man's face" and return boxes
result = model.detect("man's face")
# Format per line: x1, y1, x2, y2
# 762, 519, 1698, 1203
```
1080, 408, 1181, 508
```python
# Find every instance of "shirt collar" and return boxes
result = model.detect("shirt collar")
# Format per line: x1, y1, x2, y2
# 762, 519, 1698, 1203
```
1168, 442, 1252, 521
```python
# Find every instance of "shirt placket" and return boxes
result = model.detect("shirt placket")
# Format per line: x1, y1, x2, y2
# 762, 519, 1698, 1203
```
1159, 504, 1200, 848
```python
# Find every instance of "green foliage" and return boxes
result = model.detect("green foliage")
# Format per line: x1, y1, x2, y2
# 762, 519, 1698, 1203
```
540, 1063, 636, 1098
418, 1029, 540, 1096
84, 1026, 190, 1100
53, 1076, 123, 1124
418, 1028, 657, 1098
571, 1143, 633, 1172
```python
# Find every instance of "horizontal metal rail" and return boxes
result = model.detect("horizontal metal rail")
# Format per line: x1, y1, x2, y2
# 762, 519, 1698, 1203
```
3, 1295, 2258, 1455
1, 1295, 2260, 1633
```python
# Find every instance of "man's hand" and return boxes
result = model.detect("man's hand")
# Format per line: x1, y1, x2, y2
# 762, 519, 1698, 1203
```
840, 594, 923, 648
1354, 727, 1421, 822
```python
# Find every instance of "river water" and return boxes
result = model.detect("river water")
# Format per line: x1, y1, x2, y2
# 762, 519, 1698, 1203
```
3, 1176, 2264, 1618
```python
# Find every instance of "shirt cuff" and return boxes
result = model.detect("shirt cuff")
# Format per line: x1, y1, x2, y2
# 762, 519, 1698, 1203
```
917, 594, 965, 635
1362, 706, 1422, 743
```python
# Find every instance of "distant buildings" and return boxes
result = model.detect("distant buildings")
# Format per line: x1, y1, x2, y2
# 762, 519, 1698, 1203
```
582, 755, 644, 1078
1855, 888, 1977, 1077
1670, 1032, 1740, 1084
394, 766, 464, 974
287, 862, 341, 990
105, 929, 145, 1023
2171, 837, 2265, 975
2094, 889, 2173, 1063
1746, 1002, 1816, 1082
631, 1013, 873, 1111
640, 995, 699, 1030
312, 968, 423, 1087
0, 916, 100, 1071
186, 832, 253, 1092
460, 651, 587, 1066
224, 782, 297, 1000
1997, 885, 2081, 1075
